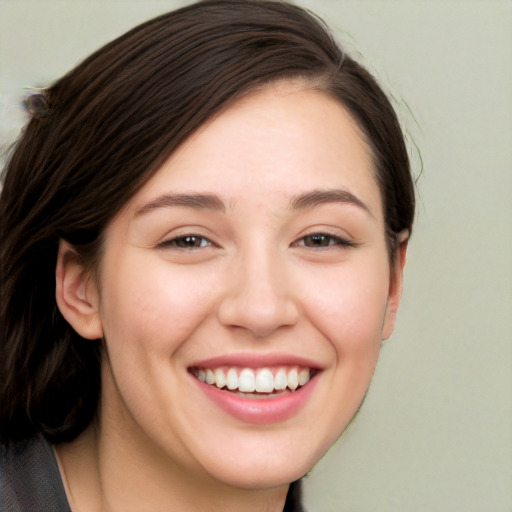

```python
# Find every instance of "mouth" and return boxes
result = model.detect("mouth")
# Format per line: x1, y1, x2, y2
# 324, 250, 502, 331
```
189, 365, 315, 398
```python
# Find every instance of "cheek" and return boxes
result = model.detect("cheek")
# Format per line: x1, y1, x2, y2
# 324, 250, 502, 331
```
96, 256, 224, 436
98, 256, 221, 357
299, 260, 390, 354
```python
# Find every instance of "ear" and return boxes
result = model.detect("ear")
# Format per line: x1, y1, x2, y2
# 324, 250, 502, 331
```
55, 240, 103, 340
381, 230, 409, 340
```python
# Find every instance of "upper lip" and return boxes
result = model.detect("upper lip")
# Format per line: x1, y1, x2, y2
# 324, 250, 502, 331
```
189, 352, 324, 370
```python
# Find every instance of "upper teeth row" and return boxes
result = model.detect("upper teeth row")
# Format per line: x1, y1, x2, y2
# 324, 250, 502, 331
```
195, 367, 311, 393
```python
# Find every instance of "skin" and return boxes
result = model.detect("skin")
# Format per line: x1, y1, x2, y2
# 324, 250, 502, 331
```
55, 82, 408, 512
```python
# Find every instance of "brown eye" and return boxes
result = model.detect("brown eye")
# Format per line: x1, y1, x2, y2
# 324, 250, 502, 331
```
303, 234, 332, 247
160, 235, 211, 249
299, 233, 355, 249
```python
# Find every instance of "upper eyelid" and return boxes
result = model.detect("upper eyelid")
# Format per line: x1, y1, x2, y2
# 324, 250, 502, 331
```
296, 229, 351, 241
157, 226, 216, 241
293, 231, 358, 247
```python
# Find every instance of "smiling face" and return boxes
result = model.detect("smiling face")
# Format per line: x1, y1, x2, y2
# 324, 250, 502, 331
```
58, 83, 406, 492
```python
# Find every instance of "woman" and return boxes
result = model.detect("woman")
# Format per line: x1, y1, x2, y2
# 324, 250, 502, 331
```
0, 1, 415, 510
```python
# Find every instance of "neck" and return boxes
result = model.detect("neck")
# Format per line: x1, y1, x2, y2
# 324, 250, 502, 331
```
56, 423, 289, 512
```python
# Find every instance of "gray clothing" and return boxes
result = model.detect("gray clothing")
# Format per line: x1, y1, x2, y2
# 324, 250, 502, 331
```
1, 436, 71, 512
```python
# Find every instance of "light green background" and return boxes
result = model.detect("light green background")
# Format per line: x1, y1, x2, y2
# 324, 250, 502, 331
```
1, 1, 511, 510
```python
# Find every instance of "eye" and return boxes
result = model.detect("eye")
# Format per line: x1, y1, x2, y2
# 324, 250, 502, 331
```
159, 234, 212, 249
296, 232, 355, 249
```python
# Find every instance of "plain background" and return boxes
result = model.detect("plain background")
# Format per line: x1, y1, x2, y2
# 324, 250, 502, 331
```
1, 1, 511, 510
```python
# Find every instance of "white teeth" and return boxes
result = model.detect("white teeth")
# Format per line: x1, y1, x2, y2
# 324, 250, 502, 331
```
214, 368, 226, 389
238, 368, 256, 392
195, 365, 312, 393
287, 367, 299, 390
274, 368, 287, 391
255, 368, 274, 393
205, 369, 215, 385
298, 368, 310, 386
226, 368, 238, 390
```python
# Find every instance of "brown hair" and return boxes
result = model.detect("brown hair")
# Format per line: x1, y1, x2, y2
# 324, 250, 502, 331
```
0, 0, 415, 446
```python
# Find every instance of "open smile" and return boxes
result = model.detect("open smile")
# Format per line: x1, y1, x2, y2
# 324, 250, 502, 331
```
189, 363, 320, 424
190, 365, 313, 396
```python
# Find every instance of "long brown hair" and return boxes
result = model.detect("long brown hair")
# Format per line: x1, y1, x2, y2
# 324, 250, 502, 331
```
0, 0, 415, 446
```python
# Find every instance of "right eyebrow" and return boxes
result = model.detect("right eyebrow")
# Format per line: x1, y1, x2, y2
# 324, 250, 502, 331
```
289, 188, 373, 217
134, 192, 226, 216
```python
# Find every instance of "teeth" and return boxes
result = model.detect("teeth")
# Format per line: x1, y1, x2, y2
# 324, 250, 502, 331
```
298, 368, 310, 386
205, 369, 215, 385
274, 368, 287, 391
287, 367, 299, 390
255, 368, 274, 393
238, 369, 256, 392
194, 366, 311, 393
214, 368, 226, 389
226, 368, 238, 390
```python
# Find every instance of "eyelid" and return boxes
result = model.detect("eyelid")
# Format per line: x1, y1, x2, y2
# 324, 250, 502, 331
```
157, 231, 217, 250
293, 229, 358, 249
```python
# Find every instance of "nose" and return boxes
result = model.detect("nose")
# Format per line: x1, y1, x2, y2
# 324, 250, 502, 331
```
217, 251, 300, 338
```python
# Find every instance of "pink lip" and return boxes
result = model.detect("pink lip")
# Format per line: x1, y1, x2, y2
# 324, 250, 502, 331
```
190, 371, 319, 425
190, 352, 323, 370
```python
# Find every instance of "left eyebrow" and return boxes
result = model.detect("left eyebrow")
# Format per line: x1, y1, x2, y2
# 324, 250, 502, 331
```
135, 192, 226, 216
289, 188, 373, 217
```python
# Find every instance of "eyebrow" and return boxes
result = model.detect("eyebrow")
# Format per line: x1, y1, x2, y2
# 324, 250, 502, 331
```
134, 188, 371, 217
289, 188, 372, 216
135, 193, 225, 216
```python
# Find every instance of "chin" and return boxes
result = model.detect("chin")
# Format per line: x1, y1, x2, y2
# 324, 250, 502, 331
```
198, 436, 331, 491
209, 462, 308, 491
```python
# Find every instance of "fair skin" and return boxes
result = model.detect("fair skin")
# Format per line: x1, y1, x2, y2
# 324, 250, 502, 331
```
55, 83, 408, 512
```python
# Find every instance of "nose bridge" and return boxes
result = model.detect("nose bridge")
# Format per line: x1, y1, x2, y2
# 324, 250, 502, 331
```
218, 240, 299, 336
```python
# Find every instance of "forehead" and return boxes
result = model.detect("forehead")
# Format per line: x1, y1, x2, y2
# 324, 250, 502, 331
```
127, 83, 382, 220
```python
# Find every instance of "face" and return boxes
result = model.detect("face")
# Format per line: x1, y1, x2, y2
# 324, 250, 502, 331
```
66, 83, 406, 490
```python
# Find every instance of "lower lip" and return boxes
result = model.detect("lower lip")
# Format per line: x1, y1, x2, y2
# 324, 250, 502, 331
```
191, 374, 318, 425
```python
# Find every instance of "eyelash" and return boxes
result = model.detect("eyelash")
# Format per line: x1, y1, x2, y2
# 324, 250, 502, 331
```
294, 232, 356, 249
158, 234, 213, 250
158, 232, 355, 250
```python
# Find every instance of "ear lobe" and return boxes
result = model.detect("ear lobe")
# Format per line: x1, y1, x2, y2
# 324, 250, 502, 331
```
55, 240, 103, 340
381, 230, 409, 340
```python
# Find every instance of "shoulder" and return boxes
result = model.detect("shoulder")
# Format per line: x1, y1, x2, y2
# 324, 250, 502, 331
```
0, 435, 71, 512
